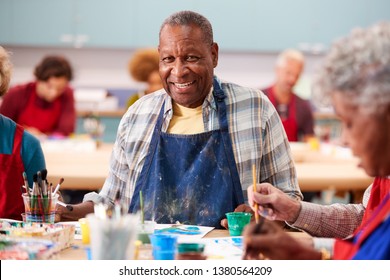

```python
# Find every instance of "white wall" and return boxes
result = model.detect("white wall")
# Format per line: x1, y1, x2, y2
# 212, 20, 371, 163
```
4, 46, 325, 99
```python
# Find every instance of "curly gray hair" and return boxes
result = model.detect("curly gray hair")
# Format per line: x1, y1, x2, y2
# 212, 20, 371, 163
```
313, 21, 390, 114
0, 46, 12, 97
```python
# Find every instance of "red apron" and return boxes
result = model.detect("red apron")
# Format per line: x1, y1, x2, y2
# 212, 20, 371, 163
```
17, 85, 61, 134
333, 177, 390, 259
0, 124, 26, 220
266, 87, 298, 142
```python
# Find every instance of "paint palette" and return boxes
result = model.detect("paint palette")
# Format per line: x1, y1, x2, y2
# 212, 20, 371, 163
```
155, 225, 201, 235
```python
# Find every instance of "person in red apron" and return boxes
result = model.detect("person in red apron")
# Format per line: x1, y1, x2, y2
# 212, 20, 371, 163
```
243, 22, 390, 260
0, 55, 75, 137
0, 125, 27, 220
0, 46, 46, 220
262, 49, 314, 142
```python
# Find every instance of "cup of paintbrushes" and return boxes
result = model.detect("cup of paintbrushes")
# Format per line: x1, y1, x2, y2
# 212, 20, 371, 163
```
22, 193, 58, 223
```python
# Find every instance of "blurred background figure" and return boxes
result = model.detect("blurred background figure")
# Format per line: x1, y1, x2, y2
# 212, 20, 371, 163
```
262, 49, 315, 142
0, 46, 46, 220
263, 49, 317, 202
0, 55, 76, 138
126, 48, 163, 108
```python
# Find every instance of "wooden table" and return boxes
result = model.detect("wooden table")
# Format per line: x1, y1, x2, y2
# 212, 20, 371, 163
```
44, 142, 373, 197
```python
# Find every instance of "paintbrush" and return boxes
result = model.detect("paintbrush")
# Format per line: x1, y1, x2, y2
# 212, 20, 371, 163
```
140, 190, 144, 224
22, 172, 30, 197
56, 200, 74, 211
52, 178, 64, 196
252, 159, 260, 224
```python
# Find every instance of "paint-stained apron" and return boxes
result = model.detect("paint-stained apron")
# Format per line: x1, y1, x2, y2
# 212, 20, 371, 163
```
129, 79, 244, 228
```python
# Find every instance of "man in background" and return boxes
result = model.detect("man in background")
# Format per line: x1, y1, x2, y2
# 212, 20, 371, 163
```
262, 49, 315, 142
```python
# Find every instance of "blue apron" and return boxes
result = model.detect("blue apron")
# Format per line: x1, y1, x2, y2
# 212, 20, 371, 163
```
129, 78, 244, 228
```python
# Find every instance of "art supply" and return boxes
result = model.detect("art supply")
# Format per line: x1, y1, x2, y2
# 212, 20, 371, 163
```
40, 169, 48, 196
177, 243, 206, 260
22, 193, 58, 223
56, 200, 74, 211
139, 190, 144, 224
226, 212, 252, 236
155, 225, 201, 235
252, 160, 260, 224
114, 190, 124, 220
137, 220, 156, 244
22, 172, 30, 196
87, 213, 139, 259
78, 218, 90, 244
253, 217, 264, 234
52, 178, 64, 196
150, 233, 177, 260
242, 219, 265, 260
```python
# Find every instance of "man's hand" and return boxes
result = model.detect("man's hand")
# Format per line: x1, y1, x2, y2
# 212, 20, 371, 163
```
220, 204, 254, 229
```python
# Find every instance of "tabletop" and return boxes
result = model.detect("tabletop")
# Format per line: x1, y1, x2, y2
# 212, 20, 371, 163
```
44, 141, 373, 196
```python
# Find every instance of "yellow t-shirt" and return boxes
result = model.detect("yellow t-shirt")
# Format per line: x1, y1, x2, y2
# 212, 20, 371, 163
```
167, 102, 204, 134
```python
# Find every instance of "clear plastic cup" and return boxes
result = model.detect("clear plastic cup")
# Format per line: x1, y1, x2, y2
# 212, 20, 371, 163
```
150, 234, 177, 260
137, 220, 156, 244
87, 213, 139, 260
22, 193, 58, 223
226, 212, 252, 236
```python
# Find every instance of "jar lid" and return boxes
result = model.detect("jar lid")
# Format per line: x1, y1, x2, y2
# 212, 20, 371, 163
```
177, 243, 205, 253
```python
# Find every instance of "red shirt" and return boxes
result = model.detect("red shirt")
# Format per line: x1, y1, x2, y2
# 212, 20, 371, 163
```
262, 86, 314, 142
0, 82, 76, 136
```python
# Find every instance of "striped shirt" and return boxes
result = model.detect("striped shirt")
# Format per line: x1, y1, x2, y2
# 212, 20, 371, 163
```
86, 76, 302, 209
298, 184, 371, 257
294, 186, 369, 238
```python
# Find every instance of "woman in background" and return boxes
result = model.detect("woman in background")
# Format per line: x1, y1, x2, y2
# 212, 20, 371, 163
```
126, 48, 163, 108
0, 55, 76, 137
0, 46, 46, 220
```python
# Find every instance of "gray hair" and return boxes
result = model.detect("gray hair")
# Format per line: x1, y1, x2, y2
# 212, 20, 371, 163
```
159, 10, 214, 45
0, 46, 12, 97
276, 49, 304, 67
312, 21, 390, 114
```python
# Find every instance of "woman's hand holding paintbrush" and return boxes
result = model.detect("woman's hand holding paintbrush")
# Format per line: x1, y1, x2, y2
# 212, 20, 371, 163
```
247, 182, 302, 223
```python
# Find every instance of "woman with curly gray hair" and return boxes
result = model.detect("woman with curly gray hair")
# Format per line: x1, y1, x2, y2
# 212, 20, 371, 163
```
243, 21, 390, 260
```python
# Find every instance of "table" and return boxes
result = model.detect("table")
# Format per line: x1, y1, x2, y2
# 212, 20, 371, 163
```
45, 142, 112, 191
56, 229, 310, 260
44, 142, 373, 198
